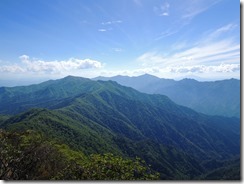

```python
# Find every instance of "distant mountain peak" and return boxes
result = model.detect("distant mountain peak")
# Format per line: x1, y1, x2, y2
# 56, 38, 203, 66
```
61, 75, 91, 82
138, 73, 159, 78
63, 75, 83, 79
115, 74, 126, 77
180, 78, 198, 83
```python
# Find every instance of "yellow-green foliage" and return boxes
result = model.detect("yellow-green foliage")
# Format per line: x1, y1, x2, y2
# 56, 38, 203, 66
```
53, 153, 159, 180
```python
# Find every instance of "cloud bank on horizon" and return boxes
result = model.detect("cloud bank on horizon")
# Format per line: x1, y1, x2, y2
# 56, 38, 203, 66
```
0, 0, 240, 81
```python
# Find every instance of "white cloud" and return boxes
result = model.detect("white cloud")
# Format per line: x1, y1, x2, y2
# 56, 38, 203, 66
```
99, 62, 240, 80
0, 65, 25, 73
213, 24, 237, 35
112, 48, 123, 52
168, 64, 240, 73
137, 52, 164, 65
171, 40, 239, 65
137, 39, 239, 68
181, 0, 222, 20
171, 41, 187, 51
0, 56, 103, 74
154, 2, 170, 16
101, 20, 122, 25
136, 21, 240, 80
98, 27, 113, 32
140, 22, 240, 70
19, 55, 30, 63
154, 0, 222, 40
99, 20, 121, 32
155, 29, 179, 40
202, 24, 238, 42
98, 29, 107, 32
98, 62, 239, 80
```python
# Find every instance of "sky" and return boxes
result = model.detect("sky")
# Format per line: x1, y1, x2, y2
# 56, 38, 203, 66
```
0, 0, 240, 84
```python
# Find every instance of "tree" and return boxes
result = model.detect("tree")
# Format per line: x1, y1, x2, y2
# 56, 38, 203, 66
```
0, 129, 67, 180
55, 153, 160, 180
0, 129, 159, 180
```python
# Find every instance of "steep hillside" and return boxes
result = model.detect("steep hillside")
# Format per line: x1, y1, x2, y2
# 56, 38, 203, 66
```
94, 74, 240, 118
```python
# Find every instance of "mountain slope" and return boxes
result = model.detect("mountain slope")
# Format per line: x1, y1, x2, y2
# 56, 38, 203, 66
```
0, 76, 103, 115
1, 108, 207, 179
94, 74, 240, 118
0, 76, 240, 179
60, 81, 240, 158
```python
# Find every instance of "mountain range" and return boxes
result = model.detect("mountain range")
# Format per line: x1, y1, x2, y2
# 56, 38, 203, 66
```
94, 74, 240, 118
0, 76, 240, 180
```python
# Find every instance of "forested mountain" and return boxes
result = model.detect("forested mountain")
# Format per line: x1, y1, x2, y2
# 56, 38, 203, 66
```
0, 76, 240, 180
94, 74, 240, 118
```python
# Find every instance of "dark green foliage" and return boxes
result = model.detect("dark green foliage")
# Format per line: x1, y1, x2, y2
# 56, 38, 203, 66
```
2, 108, 120, 155
0, 108, 207, 179
0, 129, 68, 179
0, 115, 10, 126
201, 158, 240, 180
113, 136, 205, 179
203, 165, 240, 180
0, 130, 159, 180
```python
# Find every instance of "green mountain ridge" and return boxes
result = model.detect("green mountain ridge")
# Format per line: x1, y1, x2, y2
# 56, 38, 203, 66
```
0, 75, 240, 180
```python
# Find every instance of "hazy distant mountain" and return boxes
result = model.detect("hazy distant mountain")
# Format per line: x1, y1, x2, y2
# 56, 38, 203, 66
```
0, 76, 240, 179
94, 74, 240, 118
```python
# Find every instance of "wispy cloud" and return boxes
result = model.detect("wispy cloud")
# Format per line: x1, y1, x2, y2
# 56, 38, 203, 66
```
201, 23, 238, 42
211, 23, 237, 35
138, 39, 239, 67
0, 55, 103, 74
0, 65, 25, 73
101, 23, 240, 80
171, 40, 239, 65
181, 0, 222, 20
155, 28, 179, 40
101, 20, 122, 25
154, 0, 222, 40
171, 41, 187, 51
112, 48, 123, 52
133, 0, 142, 7
99, 20, 120, 32
98, 29, 107, 32
98, 28, 113, 32
137, 23, 240, 76
168, 63, 240, 73
154, 2, 170, 16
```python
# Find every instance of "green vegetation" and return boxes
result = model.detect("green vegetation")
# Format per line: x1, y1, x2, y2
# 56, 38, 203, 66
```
0, 76, 240, 180
95, 74, 240, 118
0, 108, 207, 179
0, 129, 159, 180
0, 115, 10, 126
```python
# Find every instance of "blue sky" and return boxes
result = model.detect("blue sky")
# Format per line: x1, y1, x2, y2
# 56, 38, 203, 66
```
0, 0, 240, 83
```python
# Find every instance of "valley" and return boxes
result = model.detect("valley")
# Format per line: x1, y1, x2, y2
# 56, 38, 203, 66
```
0, 76, 240, 180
